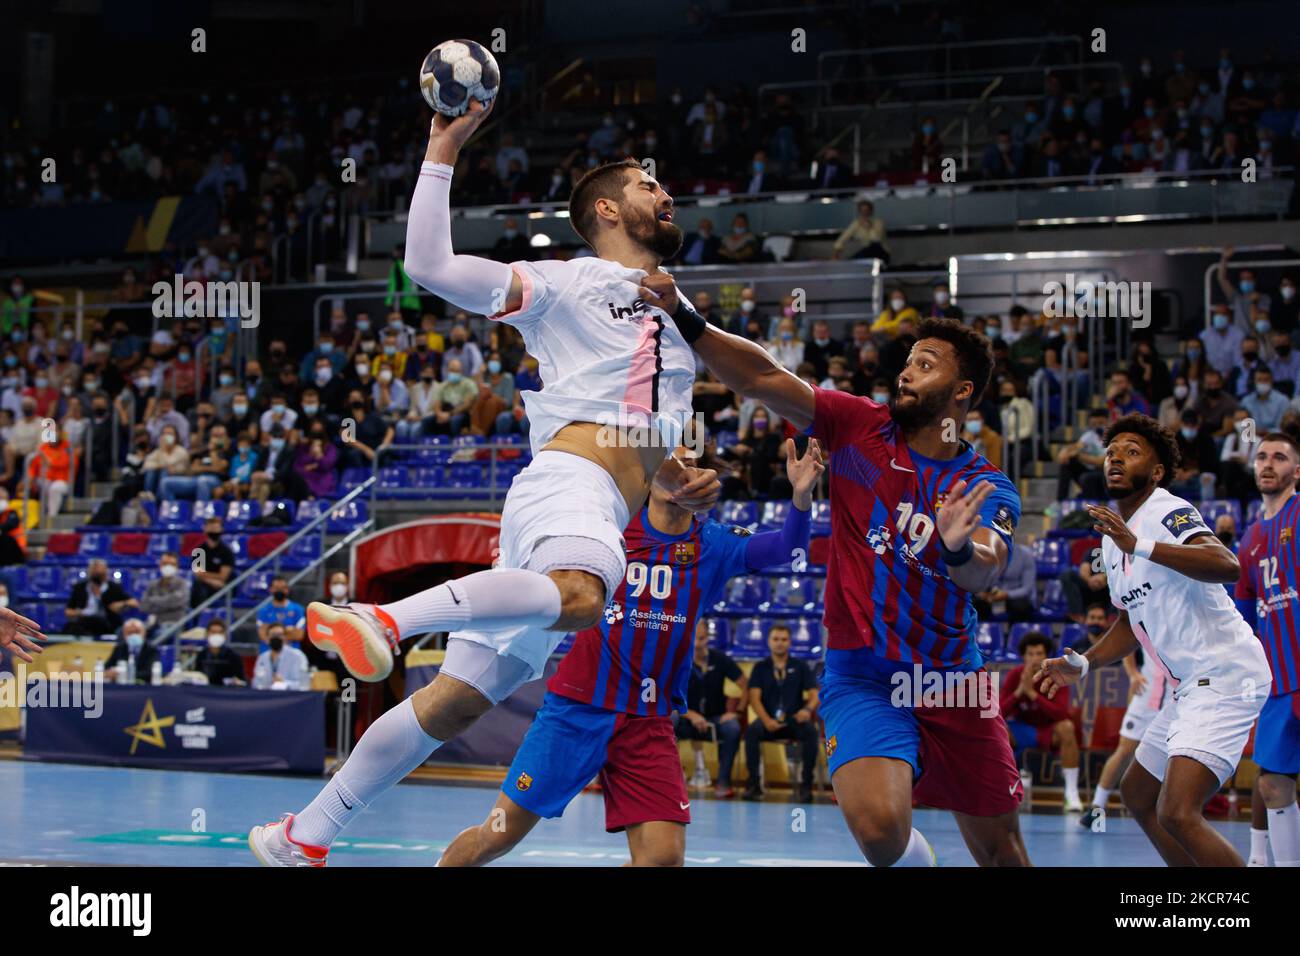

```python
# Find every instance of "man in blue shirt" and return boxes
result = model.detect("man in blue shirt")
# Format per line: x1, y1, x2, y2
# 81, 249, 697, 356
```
256, 576, 305, 648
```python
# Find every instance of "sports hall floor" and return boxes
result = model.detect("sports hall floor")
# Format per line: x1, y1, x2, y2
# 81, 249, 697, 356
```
0, 760, 1259, 866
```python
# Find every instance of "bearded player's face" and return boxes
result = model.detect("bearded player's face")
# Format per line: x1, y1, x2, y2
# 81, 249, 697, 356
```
1254, 440, 1300, 495
892, 338, 964, 430
621, 170, 682, 260
1103, 432, 1159, 496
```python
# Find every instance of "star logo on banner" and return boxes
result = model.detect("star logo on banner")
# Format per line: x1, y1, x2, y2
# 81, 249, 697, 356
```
123, 699, 175, 755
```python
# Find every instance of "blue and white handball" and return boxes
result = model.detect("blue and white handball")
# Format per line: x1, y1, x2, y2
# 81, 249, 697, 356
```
419, 39, 501, 117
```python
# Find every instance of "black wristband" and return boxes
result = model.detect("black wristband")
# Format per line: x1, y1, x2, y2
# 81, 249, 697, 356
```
939, 537, 975, 566
670, 299, 708, 344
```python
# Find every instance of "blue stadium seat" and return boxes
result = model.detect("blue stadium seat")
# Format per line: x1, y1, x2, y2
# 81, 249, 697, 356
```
454, 434, 485, 446
340, 467, 370, 493
1246, 499, 1263, 526
1053, 499, 1106, 538
810, 500, 832, 537
131, 568, 159, 598
720, 501, 759, 529
78, 532, 111, 561
413, 446, 455, 465
447, 463, 486, 490
720, 576, 769, 613
18, 603, 46, 632
63, 567, 88, 590
377, 466, 408, 498
714, 430, 739, 451
1199, 499, 1242, 529
227, 535, 248, 566
238, 571, 275, 606
157, 500, 193, 530
1005, 623, 1045, 658
224, 499, 256, 529
46, 604, 68, 634
702, 617, 729, 651
146, 533, 181, 562
770, 576, 819, 613
1059, 623, 1088, 653
789, 618, 823, 659
1037, 579, 1069, 620
975, 622, 1005, 660
327, 500, 368, 533
759, 501, 792, 530
1032, 538, 1069, 578
191, 501, 223, 524
729, 617, 769, 658
413, 466, 445, 493
295, 500, 327, 525
490, 461, 525, 485
3, 566, 28, 596
109, 568, 132, 593
282, 535, 322, 570
23, 565, 63, 599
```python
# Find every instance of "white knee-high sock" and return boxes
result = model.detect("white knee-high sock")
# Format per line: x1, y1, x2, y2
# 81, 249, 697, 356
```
1092, 784, 1112, 809
1063, 767, 1080, 801
292, 698, 441, 847
380, 568, 563, 638
1249, 826, 1271, 866
894, 828, 937, 867
1268, 803, 1300, 867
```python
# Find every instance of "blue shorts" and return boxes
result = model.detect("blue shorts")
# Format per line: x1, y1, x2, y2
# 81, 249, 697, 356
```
503, 691, 690, 830
1253, 690, 1300, 776
820, 648, 1022, 817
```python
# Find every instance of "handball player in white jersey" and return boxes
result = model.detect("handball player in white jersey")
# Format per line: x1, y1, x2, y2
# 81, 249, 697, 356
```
1038, 414, 1270, 866
250, 97, 719, 865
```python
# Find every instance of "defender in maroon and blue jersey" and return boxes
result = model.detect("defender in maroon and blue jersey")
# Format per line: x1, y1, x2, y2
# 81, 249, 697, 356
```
1235, 433, 1300, 866
437, 440, 823, 867
667, 302, 1032, 867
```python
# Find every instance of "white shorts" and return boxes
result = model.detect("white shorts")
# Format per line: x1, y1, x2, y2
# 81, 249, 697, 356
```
451, 450, 629, 685
1118, 684, 1167, 743
1134, 680, 1269, 786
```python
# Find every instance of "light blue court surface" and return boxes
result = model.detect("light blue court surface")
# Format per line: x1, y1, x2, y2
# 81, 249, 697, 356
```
0, 761, 1255, 867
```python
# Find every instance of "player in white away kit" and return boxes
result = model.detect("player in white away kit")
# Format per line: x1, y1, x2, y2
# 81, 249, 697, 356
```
1039, 414, 1270, 866
1078, 600, 1172, 832
249, 97, 719, 866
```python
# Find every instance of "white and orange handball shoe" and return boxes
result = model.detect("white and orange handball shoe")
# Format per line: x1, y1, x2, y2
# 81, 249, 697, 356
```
306, 602, 400, 682
248, 813, 329, 867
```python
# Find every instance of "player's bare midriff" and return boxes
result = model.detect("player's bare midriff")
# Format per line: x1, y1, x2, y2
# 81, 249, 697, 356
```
544, 422, 664, 518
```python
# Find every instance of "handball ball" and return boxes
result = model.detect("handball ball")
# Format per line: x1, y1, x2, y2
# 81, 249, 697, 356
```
419, 39, 501, 117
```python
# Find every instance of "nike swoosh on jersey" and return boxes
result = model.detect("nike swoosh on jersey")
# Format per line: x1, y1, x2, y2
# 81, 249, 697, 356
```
679, 802, 690, 810
889, 459, 915, 473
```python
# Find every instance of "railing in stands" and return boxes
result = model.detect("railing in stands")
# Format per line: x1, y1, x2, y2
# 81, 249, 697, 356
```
152, 476, 378, 653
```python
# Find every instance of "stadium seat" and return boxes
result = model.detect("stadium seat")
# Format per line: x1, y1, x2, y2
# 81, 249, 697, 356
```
414, 466, 445, 493
702, 617, 729, 651
108, 568, 133, 593
1246, 499, 1263, 526
295, 499, 327, 526
245, 532, 288, 561
720, 501, 759, 529
770, 576, 819, 613
326, 500, 368, 533
77, 532, 111, 562
111, 532, 153, 567
729, 617, 769, 658
1059, 623, 1087, 653
131, 568, 159, 597
3, 566, 28, 597
21, 565, 63, 600
156, 500, 193, 530
1198, 499, 1242, 529
238, 570, 275, 606
809, 500, 832, 537
146, 533, 181, 562
46, 604, 68, 634
720, 575, 769, 613
340, 467, 370, 493
282, 535, 322, 570
1031, 538, 1069, 578
447, 464, 486, 491
191, 501, 222, 524
714, 430, 739, 451
377, 466, 409, 498
789, 618, 822, 659
45, 533, 81, 564
19, 603, 47, 633
759, 500, 792, 530
1036, 579, 1069, 620
224, 499, 256, 529
761, 234, 794, 262
975, 622, 1005, 660
1053, 499, 1106, 538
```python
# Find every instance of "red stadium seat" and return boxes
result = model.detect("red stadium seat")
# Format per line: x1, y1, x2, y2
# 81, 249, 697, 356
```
46, 533, 80, 557
112, 532, 150, 556
1088, 706, 1125, 751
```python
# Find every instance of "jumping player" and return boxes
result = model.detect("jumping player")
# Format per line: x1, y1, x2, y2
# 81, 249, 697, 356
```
250, 98, 720, 865
659, 301, 1028, 867
1232, 432, 1300, 867
1038, 414, 1271, 866
438, 439, 823, 866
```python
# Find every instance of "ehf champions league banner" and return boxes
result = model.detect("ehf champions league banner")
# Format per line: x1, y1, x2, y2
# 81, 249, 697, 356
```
0, 196, 218, 263
23, 682, 325, 773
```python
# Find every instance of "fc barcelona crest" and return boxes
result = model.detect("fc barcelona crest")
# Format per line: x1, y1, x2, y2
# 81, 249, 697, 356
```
672, 542, 696, 566
516, 772, 533, 792
1283, 528, 1293, 545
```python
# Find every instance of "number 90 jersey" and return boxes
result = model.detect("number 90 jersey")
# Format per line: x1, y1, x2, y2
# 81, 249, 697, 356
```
548, 508, 755, 717
1103, 487, 1270, 694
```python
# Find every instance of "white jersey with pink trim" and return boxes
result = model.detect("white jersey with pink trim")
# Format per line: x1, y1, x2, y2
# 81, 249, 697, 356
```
491, 256, 697, 458
1101, 487, 1270, 697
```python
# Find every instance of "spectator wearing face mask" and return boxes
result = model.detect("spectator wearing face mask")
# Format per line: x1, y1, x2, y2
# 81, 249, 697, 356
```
429, 360, 478, 437
1242, 367, 1288, 431
371, 360, 409, 422
1170, 408, 1219, 502
725, 288, 767, 337
443, 326, 483, 380
1056, 407, 1110, 499
963, 409, 1003, 471
1269, 330, 1300, 398
677, 218, 721, 266
8, 398, 44, 461
871, 288, 919, 339
491, 217, 530, 264
66, 558, 137, 636
140, 424, 188, 498
1130, 339, 1172, 406
1200, 305, 1244, 377
160, 425, 228, 501
470, 351, 520, 437
1274, 277, 1298, 338
718, 214, 760, 264
257, 575, 305, 647
25, 425, 76, 518
765, 317, 805, 373
249, 426, 305, 502
1105, 368, 1151, 420
260, 393, 298, 436
191, 517, 234, 609
730, 406, 786, 497
196, 621, 245, 686
26, 366, 60, 419
1217, 248, 1272, 335
1157, 376, 1198, 431
252, 625, 311, 691
1171, 338, 1207, 385
1219, 408, 1260, 505
926, 282, 963, 321
1194, 368, 1240, 439
105, 618, 158, 682
162, 345, 199, 410
337, 400, 392, 469
1230, 336, 1270, 399
299, 333, 346, 386
802, 320, 843, 380
381, 312, 417, 354
400, 367, 439, 442
140, 551, 191, 631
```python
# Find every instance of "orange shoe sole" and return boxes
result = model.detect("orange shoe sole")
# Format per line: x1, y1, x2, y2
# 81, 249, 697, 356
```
307, 602, 393, 682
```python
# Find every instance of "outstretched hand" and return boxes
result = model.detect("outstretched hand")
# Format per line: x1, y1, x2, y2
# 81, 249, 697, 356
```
785, 438, 825, 510
935, 478, 994, 552
1034, 654, 1083, 700
0, 607, 45, 664
426, 97, 496, 162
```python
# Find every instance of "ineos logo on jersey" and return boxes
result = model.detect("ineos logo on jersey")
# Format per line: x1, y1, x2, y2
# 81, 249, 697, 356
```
1119, 581, 1154, 607
607, 298, 652, 322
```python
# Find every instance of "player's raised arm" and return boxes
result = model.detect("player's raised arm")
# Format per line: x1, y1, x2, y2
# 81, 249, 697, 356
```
1036, 608, 1140, 699
1085, 503, 1240, 584
640, 274, 815, 431
403, 97, 524, 317
934, 479, 1007, 593
742, 439, 822, 571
